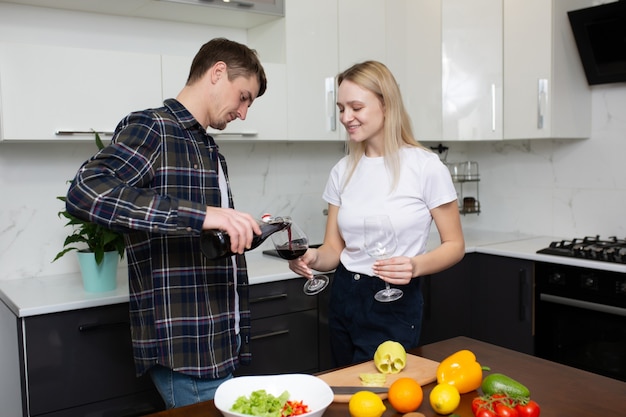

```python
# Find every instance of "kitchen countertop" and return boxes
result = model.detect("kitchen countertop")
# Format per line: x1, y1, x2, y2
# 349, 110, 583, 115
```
1, 229, 624, 318
142, 336, 626, 417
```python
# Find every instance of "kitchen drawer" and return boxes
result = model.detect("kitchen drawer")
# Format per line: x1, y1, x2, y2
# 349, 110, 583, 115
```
237, 309, 319, 376
21, 303, 163, 416
249, 278, 317, 319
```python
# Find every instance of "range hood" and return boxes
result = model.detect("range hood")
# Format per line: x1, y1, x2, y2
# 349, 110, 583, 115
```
3, 0, 284, 28
156, 0, 284, 16
568, 1, 626, 85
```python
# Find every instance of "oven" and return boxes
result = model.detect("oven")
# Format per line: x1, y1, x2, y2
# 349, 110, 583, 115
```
534, 237, 626, 382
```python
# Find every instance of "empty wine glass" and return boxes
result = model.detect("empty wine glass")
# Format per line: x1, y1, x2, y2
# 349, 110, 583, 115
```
270, 221, 329, 295
364, 215, 403, 302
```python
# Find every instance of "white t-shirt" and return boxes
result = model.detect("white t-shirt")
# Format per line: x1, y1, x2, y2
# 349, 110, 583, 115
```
323, 146, 457, 275
219, 162, 240, 334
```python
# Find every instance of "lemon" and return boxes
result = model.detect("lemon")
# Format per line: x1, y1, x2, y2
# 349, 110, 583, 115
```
348, 391, 386, 417
429, 383, 460, 415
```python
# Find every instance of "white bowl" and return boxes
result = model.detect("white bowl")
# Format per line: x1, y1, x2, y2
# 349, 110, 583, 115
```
214, 374, 334, 417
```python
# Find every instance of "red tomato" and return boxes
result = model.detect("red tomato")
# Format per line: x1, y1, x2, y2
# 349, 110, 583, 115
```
494, 402, 519, 417
475, 407, 497, 417
515, 400, 541, 417
472, 397, 488, 414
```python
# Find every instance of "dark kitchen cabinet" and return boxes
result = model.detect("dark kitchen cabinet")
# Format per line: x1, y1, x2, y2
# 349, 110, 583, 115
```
19, 303, 164, 417
420, 255, 474, 345
236, 277, 320, 376
317, 273, 335, 373
471, 254, 534, 354
419, 253, 534, 355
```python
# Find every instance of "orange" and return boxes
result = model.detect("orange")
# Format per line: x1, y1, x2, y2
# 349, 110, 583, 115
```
387, 377, 424, 413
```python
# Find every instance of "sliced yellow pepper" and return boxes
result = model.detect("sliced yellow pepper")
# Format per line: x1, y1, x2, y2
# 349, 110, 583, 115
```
436, 349, 483, 394
373, 340, 407, 374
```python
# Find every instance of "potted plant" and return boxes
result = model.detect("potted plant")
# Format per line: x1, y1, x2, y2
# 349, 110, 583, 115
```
53, 131, 126, 292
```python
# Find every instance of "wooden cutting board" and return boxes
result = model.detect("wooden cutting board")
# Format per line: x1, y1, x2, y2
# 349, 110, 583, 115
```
317, 354, 439, 403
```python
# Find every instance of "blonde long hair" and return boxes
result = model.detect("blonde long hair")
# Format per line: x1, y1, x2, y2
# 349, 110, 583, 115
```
337, 60, 428, 190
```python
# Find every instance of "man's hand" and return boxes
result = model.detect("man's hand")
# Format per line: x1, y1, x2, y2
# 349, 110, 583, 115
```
202, 207, 262, 254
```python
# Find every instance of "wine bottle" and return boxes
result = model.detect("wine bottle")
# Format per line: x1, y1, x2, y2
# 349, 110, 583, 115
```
200, 215, 292, 260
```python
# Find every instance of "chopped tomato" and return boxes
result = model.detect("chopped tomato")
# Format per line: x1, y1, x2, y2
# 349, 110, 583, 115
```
281, 400, 310, 417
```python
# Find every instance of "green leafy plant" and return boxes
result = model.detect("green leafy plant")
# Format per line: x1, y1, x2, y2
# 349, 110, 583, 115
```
53, 131, 125, 265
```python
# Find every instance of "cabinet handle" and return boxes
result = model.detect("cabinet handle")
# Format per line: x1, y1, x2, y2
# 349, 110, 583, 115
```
325, 77, 336, 132
250, 293, 288, 304
210, 131, 258, 137
518, 268, 530, 322
539, 294, 626, 317
491, 83, 496, 132
537, 79, 548, 129
78, 321, 129, 332
55, 130, 114, 136
251, 329, 289, 341
422, 276, 431, 320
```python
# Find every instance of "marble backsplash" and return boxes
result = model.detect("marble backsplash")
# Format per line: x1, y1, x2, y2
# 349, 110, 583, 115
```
452, 83, 626, 239
1, 85, 625, 281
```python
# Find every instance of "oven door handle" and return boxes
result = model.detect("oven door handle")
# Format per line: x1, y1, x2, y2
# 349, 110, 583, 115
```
540, 293, 626, 317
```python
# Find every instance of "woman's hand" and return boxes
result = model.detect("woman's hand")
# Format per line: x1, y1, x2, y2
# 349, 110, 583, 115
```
372, 256, 415, 285
288, 248, 318, 280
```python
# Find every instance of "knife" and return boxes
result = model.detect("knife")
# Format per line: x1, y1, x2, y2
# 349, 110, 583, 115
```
330, 386, 388, 395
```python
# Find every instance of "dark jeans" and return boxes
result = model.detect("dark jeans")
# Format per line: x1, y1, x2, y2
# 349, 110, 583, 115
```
329, 262, 423, 367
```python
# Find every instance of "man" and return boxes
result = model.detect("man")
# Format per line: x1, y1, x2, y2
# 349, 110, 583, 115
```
66, 37, 267, 408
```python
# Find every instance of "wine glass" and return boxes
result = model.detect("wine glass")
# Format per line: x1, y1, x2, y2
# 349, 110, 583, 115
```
270, 221, 329, 295
364, 215, 403, 302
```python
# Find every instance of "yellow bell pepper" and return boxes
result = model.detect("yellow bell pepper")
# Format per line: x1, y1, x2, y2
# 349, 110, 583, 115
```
436, 349, 483, 394
373, 340, 407, 374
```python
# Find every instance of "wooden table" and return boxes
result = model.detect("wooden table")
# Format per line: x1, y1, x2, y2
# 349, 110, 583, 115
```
143, 336, 626, 417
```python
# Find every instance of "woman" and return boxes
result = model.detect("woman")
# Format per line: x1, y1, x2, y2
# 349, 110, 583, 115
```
288, 60, 465, 367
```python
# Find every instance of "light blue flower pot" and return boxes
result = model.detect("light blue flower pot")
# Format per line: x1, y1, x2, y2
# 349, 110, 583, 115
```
77, 251, 119, 292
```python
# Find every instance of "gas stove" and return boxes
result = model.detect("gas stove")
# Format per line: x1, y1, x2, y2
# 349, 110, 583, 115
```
537, 236, 626, 264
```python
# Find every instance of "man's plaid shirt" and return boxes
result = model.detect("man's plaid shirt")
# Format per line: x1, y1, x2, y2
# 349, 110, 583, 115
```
66, 99, 251, 378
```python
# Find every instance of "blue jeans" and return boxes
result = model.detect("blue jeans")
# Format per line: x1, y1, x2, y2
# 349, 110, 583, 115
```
149, 365, 233, 409
149, 334, 240, 409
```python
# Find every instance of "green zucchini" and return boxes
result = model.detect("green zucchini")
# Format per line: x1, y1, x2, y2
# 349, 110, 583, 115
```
481, 373, 531, 399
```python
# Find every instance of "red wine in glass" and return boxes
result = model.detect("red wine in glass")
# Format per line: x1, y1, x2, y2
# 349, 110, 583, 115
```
275, 238, 308, 259
270, 221, 329, 295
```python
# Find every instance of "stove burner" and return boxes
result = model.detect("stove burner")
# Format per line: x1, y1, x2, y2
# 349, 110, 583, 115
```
537, 236, 626, 264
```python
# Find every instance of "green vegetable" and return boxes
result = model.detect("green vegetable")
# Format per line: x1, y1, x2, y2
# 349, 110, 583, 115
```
481, 373, 530, 399
231, 389, 291, 417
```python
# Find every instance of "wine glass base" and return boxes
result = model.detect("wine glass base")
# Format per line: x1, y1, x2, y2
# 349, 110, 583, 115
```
303, 275, 329, 296
374, 288, 403, 302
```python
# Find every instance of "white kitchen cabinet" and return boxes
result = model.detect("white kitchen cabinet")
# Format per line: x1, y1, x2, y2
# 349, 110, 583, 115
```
503, 0, 592, 140
283, 0, 339, 141
395, 0, 502, 142
161, 54, 288, 141
397, 0, 591, 142
282, 0, 387, 141
0, 42, 162, 142
442, 0, 503, 141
